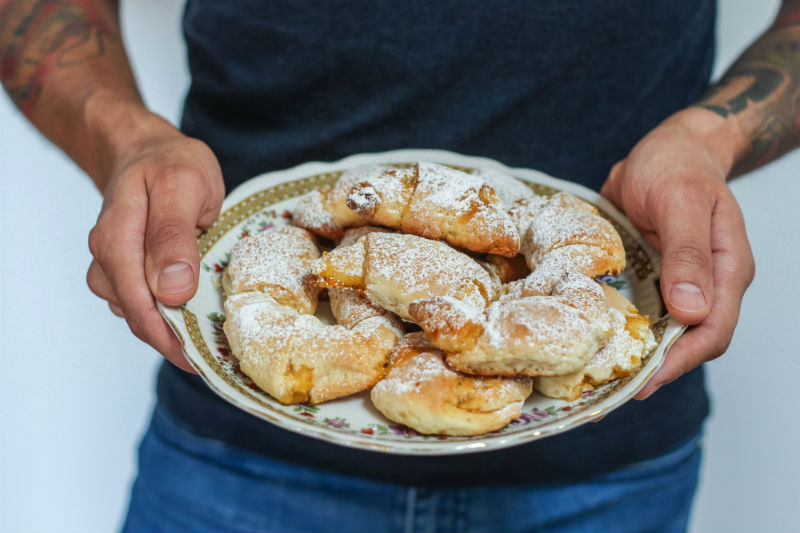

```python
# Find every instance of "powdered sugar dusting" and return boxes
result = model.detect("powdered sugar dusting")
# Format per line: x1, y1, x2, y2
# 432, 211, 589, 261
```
483, 297, 594, 353
347, 185, 378, 212
365, 233, 499, 314
415, 162, 492, 215
223, 226, 320, 312
471, 167, 534, 207
508, 196, 548, 235
346, 167, 415, 221
380, 351, 451, 396
587, 307, 640, 370
293, 189, 338, 234
517, 245, 610, 294
413, 295, 485, 330
522, 194, 620, 268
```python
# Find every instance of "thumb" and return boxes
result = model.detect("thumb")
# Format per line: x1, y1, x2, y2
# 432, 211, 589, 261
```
144, 170, 210, 306
656, 184, 716, 325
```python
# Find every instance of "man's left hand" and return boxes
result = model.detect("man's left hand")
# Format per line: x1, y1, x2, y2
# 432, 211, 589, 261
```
601, 108, 755, 399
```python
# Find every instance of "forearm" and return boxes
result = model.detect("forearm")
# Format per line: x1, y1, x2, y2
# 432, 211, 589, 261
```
694, 0, 800, 176
0, 0, 176, 191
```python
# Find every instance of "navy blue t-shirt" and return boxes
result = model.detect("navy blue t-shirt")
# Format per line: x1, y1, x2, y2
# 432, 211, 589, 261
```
162, 0, 715, 485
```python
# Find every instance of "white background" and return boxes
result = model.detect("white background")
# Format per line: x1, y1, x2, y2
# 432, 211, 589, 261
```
1, 1, 798, 531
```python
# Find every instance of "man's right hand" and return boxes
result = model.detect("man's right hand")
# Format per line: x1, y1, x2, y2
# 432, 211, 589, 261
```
87, 122, 225, 372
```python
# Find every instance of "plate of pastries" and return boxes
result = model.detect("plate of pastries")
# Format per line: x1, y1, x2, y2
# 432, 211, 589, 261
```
158, 149, 684, 455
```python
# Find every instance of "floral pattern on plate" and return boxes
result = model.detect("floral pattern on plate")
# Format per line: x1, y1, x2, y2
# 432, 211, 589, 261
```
159, 149, 684, 455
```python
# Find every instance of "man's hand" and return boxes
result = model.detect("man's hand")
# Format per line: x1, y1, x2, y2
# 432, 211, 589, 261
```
87, 122, 225, 372
0, 0, 226, 371
601, 109, 755, 399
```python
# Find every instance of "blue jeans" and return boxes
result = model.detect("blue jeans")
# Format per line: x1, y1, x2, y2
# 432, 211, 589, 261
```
122, 405, 702, 533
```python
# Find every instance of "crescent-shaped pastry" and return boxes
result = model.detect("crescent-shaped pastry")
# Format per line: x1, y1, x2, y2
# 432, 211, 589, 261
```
345, 162, 520, 256
533, 284, 657, 400
293, 166, 392, 240
370, 332, 532, 436
224, 292, 402, 404
409, 272, 613, 377
311, 232, 502, 321
222, 225, 321, 314
510, 192, 625, 274
222, 226, 403, 405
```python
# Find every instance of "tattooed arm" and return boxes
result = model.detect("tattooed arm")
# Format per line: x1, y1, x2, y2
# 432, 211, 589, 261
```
601, 3, 800, 400
0, 1, 224, 370
0, 0, 144, 186
697, 0, 800, 175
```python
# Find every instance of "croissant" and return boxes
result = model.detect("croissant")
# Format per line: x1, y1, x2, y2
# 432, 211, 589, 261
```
370, 332, 532, 436
327, 227, 404, 331
310, 232, 502, 321
344, 162, 520, 256
409, 272, 613, 377
533, 284, 657, 400
222, 226, 403, 405
293, 166, 389, 240
222, 225, 320, 314
510, 192, 625, 274
224, 292, 402, 404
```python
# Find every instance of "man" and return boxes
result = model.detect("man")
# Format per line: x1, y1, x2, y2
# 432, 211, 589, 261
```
1, 0, 793, 531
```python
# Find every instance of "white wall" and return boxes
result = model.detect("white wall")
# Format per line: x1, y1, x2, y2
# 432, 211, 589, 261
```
0, 2, 186, 532
0, 1, 797, 532
692, 1, 800, 531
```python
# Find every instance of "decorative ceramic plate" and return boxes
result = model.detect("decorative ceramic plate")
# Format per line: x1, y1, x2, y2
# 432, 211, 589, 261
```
157, 149, 684, 455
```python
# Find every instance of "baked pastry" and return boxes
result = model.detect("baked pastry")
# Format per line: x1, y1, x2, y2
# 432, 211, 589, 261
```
311, 232, 502, 321
222, 225, 321, 313
293, 165, 389, 240
224, 293, 402, 404
328, 227, 404, 331
345, 162, 520, 256
509, 192, 625, 274
409, 272, 613, 376
533, 284, 657, 400
223, 226, 403, 404
224, 164, 650, 431
470, 166, 535, 207
370, 332, 532, 436
484, 253, 531, 284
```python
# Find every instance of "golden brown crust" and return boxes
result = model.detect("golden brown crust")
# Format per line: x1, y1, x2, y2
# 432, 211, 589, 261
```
510, 192, 625, 275
408, 297, 485, 353
222, 226, 321, 314
470, 167, 535, 207
370, 333, 532, 436
293, 166, 391, 239
327, 228, 405, 334
311, 232, 502, 321
532, 285, 657, 400
345, 162, 520, 256
224, 293, 401, 404
222, 227, 404, 405
410, 273, 613, 377
224, 170, 648, 426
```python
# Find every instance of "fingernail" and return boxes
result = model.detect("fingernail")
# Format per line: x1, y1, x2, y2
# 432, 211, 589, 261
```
638, 384, 660, 401
158, 262, 194, 294
669, 282, 706, 312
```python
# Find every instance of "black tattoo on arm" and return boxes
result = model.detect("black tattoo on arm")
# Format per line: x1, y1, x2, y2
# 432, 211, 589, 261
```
700, 66, 785, 118
696, 13, 800, 174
